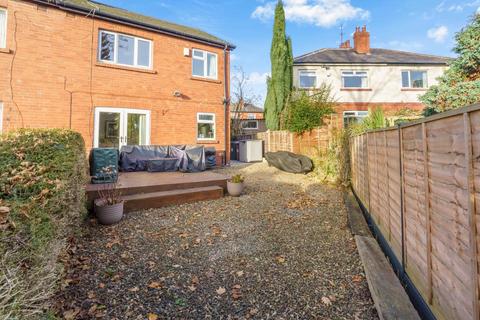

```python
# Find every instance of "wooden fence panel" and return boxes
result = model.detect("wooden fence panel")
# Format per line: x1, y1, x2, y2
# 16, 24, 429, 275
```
350, 103, 480, 320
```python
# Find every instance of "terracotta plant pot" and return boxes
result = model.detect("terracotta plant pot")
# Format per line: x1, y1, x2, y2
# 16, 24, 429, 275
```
227, 181, 244, 197
94, 199, 124, 225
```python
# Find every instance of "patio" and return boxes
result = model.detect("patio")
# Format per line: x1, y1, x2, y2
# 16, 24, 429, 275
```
86, 171, 228, 212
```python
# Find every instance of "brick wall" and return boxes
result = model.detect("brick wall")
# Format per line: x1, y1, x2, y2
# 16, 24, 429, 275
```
0, 0, 231, 159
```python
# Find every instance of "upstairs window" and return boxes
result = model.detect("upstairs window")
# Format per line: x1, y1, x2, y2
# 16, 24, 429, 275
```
192, 49, 217, 79
98, 30, 152, 69
342, 70, 368, 88
0, 8, 6, 49
402, 70, 427, 88
197, 113, 215, 140
299, 70, 317, 88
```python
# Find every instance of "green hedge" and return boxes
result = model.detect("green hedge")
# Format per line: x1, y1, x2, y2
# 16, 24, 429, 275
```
0, 129, 87, 318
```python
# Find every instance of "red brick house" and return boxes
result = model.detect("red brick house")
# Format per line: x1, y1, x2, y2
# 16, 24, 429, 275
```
0, 0, 234, 160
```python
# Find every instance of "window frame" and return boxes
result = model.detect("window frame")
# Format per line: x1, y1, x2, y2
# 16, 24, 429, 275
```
242, 120, 259, 130
0, 8, 7, 49
343, 110, 369, 127
401, 70, 428, 89
98, 30, 153, 70
197, 112, 216, 140
298, 70, 317, 89
192, 49, 218, 80
341, 70, 369, 89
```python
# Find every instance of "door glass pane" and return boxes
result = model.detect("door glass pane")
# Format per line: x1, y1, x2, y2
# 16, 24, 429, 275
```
98, 112, 120, 148
117, 35, 134, 65
127, 113, 147, 145
137, 39, 150, 67
100, 32, 115, 62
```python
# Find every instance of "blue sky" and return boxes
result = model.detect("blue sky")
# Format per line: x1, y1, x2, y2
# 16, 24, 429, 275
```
98, 0, 479, 105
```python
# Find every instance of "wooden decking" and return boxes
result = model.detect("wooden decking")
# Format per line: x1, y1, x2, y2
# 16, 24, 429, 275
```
87, 171, 228, 212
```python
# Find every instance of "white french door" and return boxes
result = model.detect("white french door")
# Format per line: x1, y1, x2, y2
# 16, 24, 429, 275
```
94, 107, 151, 148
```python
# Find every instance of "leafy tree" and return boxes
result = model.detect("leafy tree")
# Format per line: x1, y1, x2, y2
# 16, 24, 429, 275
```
282, 85, 335, 134
264, 1, 293, 130
420, 14, 480, 112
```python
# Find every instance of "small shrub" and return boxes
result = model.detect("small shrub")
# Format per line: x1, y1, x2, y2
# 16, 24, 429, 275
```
0, 129, 87, 319
230, 174, 245, 183
349, 107, 386, 135
283, 85, 335, 134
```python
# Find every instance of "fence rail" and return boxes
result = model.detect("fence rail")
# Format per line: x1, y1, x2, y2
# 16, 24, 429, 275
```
350, 103, 480, 320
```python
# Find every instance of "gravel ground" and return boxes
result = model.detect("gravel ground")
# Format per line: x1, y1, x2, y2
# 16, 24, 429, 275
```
54, 162, 378, 320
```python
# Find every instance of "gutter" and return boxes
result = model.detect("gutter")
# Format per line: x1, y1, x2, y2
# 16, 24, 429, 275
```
31, 0, 236, 50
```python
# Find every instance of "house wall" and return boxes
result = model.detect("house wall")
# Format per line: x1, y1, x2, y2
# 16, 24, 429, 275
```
293, 63, 447, 107
0, 0, 230, 159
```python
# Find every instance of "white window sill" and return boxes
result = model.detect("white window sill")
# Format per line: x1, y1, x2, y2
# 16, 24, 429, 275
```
96, 62, 157, 74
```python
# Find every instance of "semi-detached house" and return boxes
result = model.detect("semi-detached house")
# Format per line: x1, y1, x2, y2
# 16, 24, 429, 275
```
293, 26, 451, 126
0, 0, 234, 161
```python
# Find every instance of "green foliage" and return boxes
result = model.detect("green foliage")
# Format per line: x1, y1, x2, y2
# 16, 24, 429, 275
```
264, 0, 293, 130
283, 86, 335, 134
349, 107, 386, 135
311, 129, 350, 186
420, 14, 480, 112
0, 129, 87, 318
230, 174, 245, 183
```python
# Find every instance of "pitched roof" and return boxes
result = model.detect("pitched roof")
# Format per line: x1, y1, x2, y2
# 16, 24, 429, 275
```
231, 104, 264, 113
294, 48, 451, 65
39, 0, 234, 48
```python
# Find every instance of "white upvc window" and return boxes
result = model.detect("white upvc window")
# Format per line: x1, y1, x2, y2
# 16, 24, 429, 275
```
402, 70, 428, 88
192, 49, 218, 79
197, 113, 215, 140
342, 70, 368, 88
242, 120, 258, 130
299, 70, 317, 88
98, 30, 153, 69
343, 110, 368, 127
0, 8, 7, 49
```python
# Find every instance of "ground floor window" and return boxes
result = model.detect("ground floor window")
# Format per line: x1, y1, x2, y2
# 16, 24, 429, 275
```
197, 113, 215, 140
241, 120, 258, 130
343, 110, 368, 127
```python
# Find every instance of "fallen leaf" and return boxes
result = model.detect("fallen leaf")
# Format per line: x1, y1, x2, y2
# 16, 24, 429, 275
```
216, 287, 226, 295
321, 296, 332, 306
236, 270, 244, 277
128, 286, 139, 292
276, 255, 286, 264
191, 275, 199, 285
188, 285, 197, 292
98, 283, 105, 288
352, 275, 363, 283
231, 284, 242, 300
148, 281, 162, 289
63, 308, 80, 320
147, 313, 158, 320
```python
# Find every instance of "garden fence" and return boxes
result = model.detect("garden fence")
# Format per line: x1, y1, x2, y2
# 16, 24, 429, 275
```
350, 103, 480, 320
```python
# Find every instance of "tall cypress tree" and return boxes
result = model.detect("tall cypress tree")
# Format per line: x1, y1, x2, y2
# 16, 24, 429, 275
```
264, 1, 293, 130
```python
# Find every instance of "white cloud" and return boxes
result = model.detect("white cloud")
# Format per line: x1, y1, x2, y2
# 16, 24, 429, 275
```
436, 0, 480, 12
251, 0, 370, 27
427, 25, 449, 43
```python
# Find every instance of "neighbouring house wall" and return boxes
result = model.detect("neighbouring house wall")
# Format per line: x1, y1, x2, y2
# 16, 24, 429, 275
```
350, 104, 480, 320
293, 64, 447, 104
0, 0, 231, 159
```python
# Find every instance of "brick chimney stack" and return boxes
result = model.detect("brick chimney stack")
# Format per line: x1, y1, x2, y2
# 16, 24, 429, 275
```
353, 25, 370, 54
339, 39, 351, 49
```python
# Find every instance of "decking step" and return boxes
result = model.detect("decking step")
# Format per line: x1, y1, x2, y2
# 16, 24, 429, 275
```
122, 186, 224, 213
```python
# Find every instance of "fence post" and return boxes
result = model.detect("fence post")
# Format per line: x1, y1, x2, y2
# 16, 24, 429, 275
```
422, 122, 433, 304
399, 124, 406, 274
463, 112, 480, 320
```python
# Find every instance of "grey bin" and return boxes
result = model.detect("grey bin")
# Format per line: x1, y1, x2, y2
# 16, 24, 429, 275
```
238, 140, 263, 163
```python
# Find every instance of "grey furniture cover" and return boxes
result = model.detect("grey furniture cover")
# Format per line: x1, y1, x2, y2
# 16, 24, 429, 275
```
119, 145, 206, 173
265, 151, 313, 174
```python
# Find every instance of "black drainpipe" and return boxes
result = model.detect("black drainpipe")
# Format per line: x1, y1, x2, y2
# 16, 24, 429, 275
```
223, 44, 229, 166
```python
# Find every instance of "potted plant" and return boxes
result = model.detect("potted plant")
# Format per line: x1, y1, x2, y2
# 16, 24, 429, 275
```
227, 174, 245, 197
94, 166, 123, 225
